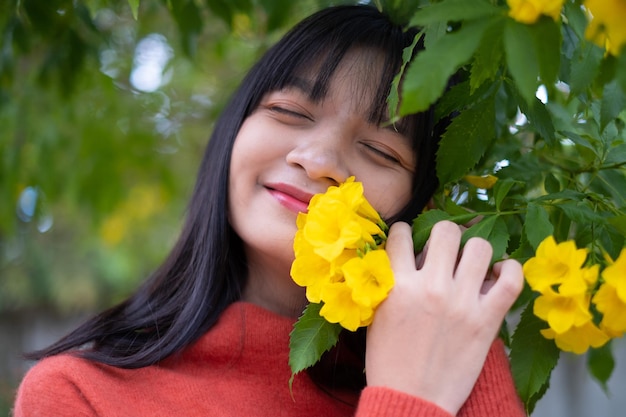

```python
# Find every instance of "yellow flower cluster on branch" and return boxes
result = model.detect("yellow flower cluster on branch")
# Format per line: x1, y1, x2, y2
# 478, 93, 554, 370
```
507, 0, 565, 24
290, 177, 394, 331
584, 0, 626, 56
523, 236, 626, 354
593, 250, 626, 337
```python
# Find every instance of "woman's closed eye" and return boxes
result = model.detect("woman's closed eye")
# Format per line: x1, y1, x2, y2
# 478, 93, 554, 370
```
266, 105, 313, 122
361, 142, 402, 165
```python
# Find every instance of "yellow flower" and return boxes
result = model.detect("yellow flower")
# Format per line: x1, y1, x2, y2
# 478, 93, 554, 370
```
343, 250, 394, 309
463, 174, 498, 189
523, 236, 596, 295
301, 178, 384, 262
302, 200, 372, 261
524, 236, 607, 352
533, 291, 592, 334
319, 281, 375, 331
291, 229, 356, 303
291, 177, 393, 331
540, 321, 610, 354
584, 0, 626, 56
593, 249, 626, 336
507, 0, 564, 24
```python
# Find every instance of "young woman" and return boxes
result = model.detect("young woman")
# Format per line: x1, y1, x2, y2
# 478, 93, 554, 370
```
14, 5, 524, 416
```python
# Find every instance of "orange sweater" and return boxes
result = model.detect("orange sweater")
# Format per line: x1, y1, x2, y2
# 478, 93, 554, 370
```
14, 302, 524, 417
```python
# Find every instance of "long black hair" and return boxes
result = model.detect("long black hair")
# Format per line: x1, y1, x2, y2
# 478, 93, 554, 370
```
26, 5, 448, 376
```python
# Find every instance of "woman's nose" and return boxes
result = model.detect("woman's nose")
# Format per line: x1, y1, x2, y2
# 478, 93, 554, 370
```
285, 131, 350, 184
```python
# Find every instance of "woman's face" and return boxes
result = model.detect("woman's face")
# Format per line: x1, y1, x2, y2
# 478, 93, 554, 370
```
228, 50, 416, 314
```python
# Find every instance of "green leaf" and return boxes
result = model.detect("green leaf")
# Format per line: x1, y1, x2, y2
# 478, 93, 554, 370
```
128, 0, 139, 19
412, 209, 479, 252
524, 203, 553, 250
530, 16, 561, 88
434, 80, 470, 121
617, 51, 626, 94
377, 0, 423, 27
389, 33, 421, 124
504, 19, 540, 104
423, 20, 448, 50
518, 96, 557, 146
608, 214, 626, 235
409, 0, 500, 26
462, 215, 509, 262
470, 18, 505, 93
400, 18, 493, 115
569, 42, 604, 96
437, 95, 496, 185
604, 143, 626, 165
601, 80, 626, 132
413, 209, 453, 252
510, 302, 560, 411
258, 0, 295, 32
557, 202, 606, 225
544, 173, 560, 194
493, 178, 518, 211
509, 232, 536, 263
288, 303, 342, 386
560, 130, 598, 155
502, 16, 560, 109
170, 0, 203, 56
534, 189, 587, 202
588, 342, 615, 393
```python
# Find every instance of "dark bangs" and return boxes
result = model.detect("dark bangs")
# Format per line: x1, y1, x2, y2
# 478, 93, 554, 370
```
240, 5, 417, 133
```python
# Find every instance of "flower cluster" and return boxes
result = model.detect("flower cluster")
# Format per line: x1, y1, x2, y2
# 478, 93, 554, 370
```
507, 0, 565, 24
584, 0, 626, 56
593, 250, 626, 337
523, 236, 626, 354
290, 177, 394, 331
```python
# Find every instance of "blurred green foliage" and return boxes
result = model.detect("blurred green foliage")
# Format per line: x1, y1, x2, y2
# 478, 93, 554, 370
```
0, 0, 335, 314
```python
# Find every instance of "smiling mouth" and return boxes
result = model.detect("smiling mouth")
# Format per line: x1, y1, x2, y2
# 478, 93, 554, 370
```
266, 184, 314, 214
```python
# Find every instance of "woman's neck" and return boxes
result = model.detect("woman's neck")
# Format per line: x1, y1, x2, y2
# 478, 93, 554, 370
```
241, 249, 307, 318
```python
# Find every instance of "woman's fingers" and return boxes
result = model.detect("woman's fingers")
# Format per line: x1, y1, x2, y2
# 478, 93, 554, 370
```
386, 222, 417, 275
455, 237, 493, 297
420, 221, 462, 279
482, 259, 524, 314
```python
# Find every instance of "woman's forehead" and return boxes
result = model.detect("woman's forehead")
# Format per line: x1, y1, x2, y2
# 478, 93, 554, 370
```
289, 49, 388, 119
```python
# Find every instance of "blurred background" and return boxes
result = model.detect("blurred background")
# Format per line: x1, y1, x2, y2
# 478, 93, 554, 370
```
1, 1, 624, 416
0, 0, 320, 412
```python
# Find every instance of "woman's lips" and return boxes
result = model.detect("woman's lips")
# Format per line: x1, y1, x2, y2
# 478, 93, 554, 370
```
266, 183, 314, 214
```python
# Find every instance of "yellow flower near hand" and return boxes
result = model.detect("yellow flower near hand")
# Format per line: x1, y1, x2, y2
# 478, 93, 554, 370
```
540, 321, 610, 354
593, 249, 626, 336
523, 236, 606, 353
303, 200, 373, 261
302, 178, 384, 262
291, 228, 357, 303
584, 0, 626, 56
319, 281, 375, 331
523, 236, 595, 295
533, 291, 593, 334
343, 250, 394, 309
507, 0, 564, 24
317, 176, 384, 227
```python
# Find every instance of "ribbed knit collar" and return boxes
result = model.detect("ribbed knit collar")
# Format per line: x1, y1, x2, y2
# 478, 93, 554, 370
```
178, 301, 297, 369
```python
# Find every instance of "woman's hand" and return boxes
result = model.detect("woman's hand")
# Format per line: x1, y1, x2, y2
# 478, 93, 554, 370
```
365, 220, 523, 415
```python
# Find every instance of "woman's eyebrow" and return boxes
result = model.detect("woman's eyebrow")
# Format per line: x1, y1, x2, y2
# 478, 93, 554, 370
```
284, 77, 315, 96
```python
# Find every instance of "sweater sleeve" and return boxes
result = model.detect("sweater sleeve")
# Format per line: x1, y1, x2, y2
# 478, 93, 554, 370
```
458, 338, 525, 416
354, 339, 524, 417
13, 356, 98, 417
